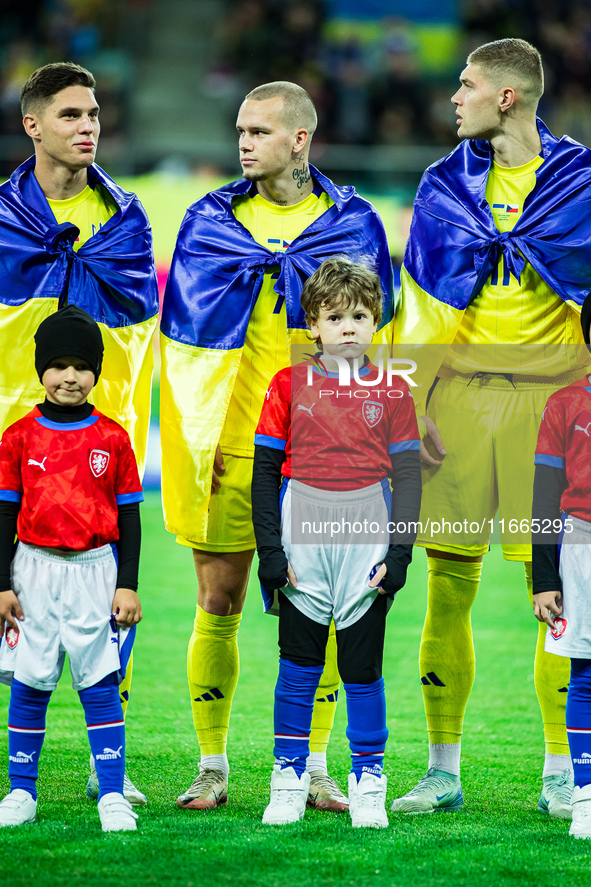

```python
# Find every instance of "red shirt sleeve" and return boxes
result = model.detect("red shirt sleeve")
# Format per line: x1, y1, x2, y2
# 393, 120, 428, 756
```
0, 425, 23, 502
254, 370, 291, 451
114, 427, 143, 504
535, 396, 566, 469
387, 382, 421, 455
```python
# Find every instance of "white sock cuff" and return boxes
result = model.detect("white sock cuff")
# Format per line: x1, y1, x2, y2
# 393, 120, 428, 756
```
200, 753, 229, 777
306, 752, 327, 774
428, 742, 461, 776
543, 753, 572, 778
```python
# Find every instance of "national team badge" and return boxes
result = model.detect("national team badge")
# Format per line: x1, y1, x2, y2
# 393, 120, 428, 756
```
90, 449, 110, 478
362, 401, 383, 428
550, 617, 567, 640
5, 627, 19, 649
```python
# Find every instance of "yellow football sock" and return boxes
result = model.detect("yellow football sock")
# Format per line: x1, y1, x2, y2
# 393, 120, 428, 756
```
421, 557, 482, 744
187, 605, 242, 756
119, 652, 132, 717
309, 622, 340, 755
524, 562, 569, 756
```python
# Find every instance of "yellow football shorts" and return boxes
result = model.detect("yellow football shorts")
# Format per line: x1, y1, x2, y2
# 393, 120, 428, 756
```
417, 368, 584, 561
177, 453, 256, 552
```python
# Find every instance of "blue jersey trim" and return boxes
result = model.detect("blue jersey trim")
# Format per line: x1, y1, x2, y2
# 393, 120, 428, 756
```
0, 489, 21, 502
535, 453, 565, 469
279, 476, 290, 514
116, 492, 144, 505
254, 434, 286, 451
556, 512, 571, 571
260, 581, 275, 614
380, 477, 392, 521
34, 414, 100, 431
389, 440, 421, 454
118, 624, 136, 682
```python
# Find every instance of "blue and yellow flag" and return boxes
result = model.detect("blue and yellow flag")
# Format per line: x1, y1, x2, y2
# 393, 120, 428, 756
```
398, 119, 591, 351
0, 157, 158, 474
160, 165, 394, 543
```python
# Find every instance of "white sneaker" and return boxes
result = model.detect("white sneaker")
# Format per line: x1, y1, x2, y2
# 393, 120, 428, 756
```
0, 789, 37, 827
348, 772, 389, 829
98, 792, 138, 832
87, 754, 147, 807
262, 765, 311, 825
570, 784, 591, 839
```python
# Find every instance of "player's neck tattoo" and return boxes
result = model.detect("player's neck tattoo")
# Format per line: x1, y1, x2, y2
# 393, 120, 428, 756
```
293, 162, 311, 191
257, 155, 313, 205
262, 193, 289, 205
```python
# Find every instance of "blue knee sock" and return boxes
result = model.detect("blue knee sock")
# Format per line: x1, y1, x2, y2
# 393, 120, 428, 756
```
79, 675, 125, 800
344, 678, 388, 781
273, 659, 323, 777
7, 679, 51, 800
567, 659, 591, 788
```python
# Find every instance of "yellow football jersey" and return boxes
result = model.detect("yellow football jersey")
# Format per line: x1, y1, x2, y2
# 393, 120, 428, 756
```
220, 189, 333, 456
445, 155, 586, 375
46, 183, 117, 251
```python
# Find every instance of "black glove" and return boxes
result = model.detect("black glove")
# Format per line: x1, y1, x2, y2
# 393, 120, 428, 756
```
379, 544, 413, 596
257, 546, 289, 590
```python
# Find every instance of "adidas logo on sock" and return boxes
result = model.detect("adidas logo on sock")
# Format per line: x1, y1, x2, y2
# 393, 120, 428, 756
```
316, 691, 339, 703
193, 687, 225, 702
421, 672, 446, 687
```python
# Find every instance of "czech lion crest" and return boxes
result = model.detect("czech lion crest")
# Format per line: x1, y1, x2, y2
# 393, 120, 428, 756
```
362, 401, 383, 428
90, 449, 110, 478
6, 627, 19, 649
550, 617, 567, 640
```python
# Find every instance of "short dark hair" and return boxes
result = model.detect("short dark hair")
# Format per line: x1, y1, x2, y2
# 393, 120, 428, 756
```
300, 257, 383, 343
244, 81, 317, 136
467, 39, 543, 109
21, 62, 96, 116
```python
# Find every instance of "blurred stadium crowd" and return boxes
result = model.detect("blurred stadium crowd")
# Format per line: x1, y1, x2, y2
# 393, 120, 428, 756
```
211, 0, 591, 148
1, 0, 591, 174
0, 0, 148, 175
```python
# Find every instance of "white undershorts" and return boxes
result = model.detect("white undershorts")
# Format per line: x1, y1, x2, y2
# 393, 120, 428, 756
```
545, 515, 591, 658
0, 542, 134, 691
279, 479, 391, 630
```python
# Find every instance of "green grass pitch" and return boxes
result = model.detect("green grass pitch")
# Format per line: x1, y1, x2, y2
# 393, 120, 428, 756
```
0, 492, 589, 886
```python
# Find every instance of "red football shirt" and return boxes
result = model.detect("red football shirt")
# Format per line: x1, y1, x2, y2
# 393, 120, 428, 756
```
0, 407, 143, 550
535, 375, 591, 521
255, 362, 420, 490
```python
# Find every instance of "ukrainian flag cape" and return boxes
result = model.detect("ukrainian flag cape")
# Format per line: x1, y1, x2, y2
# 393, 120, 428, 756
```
0, 157, 158, 473
397, 119, 591, 357
160, 165, 393, 542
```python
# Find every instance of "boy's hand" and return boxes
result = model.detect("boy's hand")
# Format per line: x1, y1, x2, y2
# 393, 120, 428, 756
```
368, 563, 387, 591
286, 563, 297, 588
211, 444, 225, 494
532, 590, 562, 627
111, 588, 143, 627
0, 590, 23, 636
369, 559, 409, 596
